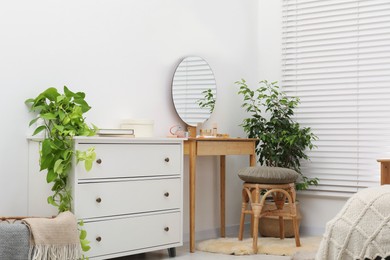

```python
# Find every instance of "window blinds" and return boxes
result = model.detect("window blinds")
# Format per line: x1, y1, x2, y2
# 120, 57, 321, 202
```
282, 0, 390, 196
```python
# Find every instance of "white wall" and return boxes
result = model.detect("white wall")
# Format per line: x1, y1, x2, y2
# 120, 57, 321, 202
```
1, 0, 345, 241
257, 0, 348, 236
0, 0, 258, 241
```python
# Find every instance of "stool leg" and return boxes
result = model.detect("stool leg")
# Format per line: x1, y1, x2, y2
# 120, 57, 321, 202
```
239, 188, 249, 241
274, 192, 286, 240
252, 204, 262, 254
279, 216, 284, 239
290, 200, 301, 247
251, 185, 262, 254
238, 204, 246, 241
292, 212, 301, 247
250, 188, 257, 238
289, 186, 301, 247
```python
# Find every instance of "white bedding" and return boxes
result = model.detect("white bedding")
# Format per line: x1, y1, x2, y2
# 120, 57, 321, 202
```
316, 185, 390, 260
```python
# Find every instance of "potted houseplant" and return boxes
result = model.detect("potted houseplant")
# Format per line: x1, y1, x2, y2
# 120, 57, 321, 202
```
25, 86, 97, 256
236, 79, 318, 237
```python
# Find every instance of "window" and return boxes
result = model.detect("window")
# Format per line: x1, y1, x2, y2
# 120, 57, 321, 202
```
282, 0, 390, 196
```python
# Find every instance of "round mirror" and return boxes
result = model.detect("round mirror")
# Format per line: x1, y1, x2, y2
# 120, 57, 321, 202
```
172, 56, 217, 126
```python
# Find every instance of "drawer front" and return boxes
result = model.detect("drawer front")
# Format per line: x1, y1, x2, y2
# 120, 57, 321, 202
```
75, 178, 181, 219
85, 212, 181, 258
75, 143, 181, 179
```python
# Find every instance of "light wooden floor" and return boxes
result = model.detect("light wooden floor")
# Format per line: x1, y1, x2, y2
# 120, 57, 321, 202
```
112, 243, 291, 260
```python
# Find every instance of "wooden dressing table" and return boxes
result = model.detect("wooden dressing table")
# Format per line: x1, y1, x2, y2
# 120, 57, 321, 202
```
183, 137, 257, 252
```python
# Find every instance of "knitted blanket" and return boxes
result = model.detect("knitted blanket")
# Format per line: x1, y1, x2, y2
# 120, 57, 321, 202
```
22, 211, 82, 260
0, 220, 30, 260
315, 185, 390, 260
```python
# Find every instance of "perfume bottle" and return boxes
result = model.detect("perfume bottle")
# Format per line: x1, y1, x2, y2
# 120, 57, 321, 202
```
212, 123, 218, 137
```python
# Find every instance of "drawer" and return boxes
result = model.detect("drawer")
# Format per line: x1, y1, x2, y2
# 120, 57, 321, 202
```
85, 211, 181, 258
74, 178, 181, 219
75, 143, 181, 179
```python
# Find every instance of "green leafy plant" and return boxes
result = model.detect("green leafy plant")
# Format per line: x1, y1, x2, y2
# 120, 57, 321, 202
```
236, 79, 319, 190
25, 86, 97, 255
197, 88, 216, 113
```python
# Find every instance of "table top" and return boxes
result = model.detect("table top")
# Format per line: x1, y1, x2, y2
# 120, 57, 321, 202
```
377, 159, 390, 162
185, 137, 257, 142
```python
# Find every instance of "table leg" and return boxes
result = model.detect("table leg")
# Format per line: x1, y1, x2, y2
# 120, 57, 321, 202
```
249, 151, 256, 236
381, 162, 390, 185
220, 155, 226, 237
189, 141, 196, 253
250, 151, 256, 166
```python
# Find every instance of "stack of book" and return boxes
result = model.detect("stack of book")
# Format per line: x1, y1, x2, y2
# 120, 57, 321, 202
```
97, 128, 135, 138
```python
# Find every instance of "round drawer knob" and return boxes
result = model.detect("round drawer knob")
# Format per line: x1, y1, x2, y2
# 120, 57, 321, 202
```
96, 197, 102, 203
96, 159, 102, 164
96, 236, 102, 242
164, 192, 170, 197
164, 157, 170, 162
164, 227, 169, 232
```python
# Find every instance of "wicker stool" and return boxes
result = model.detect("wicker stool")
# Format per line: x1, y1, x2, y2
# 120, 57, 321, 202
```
237, 166, 301, 253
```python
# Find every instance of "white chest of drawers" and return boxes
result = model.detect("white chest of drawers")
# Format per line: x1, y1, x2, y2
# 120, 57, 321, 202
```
28, 137, 184, 259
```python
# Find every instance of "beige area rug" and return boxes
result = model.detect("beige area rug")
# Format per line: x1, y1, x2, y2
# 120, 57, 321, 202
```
197, 236, 322, 258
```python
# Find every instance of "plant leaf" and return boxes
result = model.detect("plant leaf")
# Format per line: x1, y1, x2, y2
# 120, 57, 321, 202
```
46, 169, 57, 183
33, 125, 46, 136
41, 113, 57, 120
79, 229, 87, 240
42, 87, 60, 101
54, 159, 63, 173
80, 239, 91, 252
29, 117, 39, 127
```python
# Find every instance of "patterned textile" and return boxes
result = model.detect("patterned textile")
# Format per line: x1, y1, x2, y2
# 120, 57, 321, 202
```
316, 185, 390, 260
0, 220, 30, 260
22, 211, 82, 260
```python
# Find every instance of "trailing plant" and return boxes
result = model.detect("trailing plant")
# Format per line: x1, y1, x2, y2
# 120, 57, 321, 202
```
25, 86, 98, 255
236, 79, 319, 190
197, 88, 216, 113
